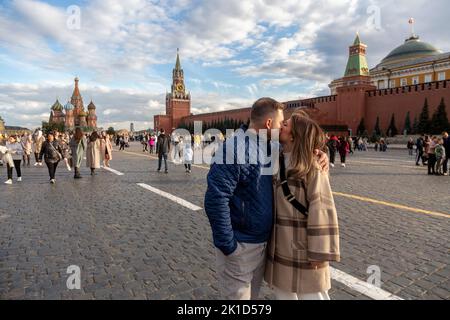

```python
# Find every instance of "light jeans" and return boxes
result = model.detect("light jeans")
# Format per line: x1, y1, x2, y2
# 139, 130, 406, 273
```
216, 242, 267, 300
273, 286, 330, 300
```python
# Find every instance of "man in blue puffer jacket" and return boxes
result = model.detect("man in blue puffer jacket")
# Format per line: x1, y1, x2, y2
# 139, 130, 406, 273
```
205, 98, 328, 300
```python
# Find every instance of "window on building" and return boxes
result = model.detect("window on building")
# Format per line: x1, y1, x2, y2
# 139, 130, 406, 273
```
424, 74, 432, 83
401, 78, 408, 87
412, 77, 419, 85
378, 80, 385, 89
438, 72, 446, 81
389, 80, 395, 88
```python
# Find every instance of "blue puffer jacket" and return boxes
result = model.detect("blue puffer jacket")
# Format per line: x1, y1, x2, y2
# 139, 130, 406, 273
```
204, 127, 274, 256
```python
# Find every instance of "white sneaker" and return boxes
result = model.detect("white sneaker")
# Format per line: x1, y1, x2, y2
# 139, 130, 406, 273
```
34, 163, 39, 166
330, 163, 335, 168
66, 164, 72, 171
17, 177, 22, 182
4, 179, 12, 184
39, 162, 43, 166
341, 163, 346, 167
50, 179, 56, 184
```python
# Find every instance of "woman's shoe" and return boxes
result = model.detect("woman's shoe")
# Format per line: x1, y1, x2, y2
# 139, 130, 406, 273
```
17, 177, 22, 182
4, 179, 12, 185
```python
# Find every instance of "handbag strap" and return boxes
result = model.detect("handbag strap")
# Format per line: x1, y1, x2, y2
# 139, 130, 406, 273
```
279, 153, 309, 217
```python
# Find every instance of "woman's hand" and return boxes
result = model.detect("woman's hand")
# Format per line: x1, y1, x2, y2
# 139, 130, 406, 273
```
314, 149, 329, 172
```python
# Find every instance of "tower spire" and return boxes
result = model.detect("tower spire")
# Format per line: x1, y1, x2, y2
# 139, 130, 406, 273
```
175, 48, 181, 71
344, 33, 369, 78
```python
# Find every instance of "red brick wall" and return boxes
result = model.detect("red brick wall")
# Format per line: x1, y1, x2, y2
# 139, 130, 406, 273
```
154, 115, 172, 134
182, 107, 252, 125
365, 80, 450, 134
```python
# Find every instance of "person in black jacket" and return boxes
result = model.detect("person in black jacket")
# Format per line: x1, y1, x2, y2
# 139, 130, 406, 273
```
443, 132, 450, 175
415, 136, 424, 166
156, 128, 170, 173
39, 132, 64, 184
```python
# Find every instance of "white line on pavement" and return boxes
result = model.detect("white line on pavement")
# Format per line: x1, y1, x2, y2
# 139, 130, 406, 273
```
330, 267, 403, 300
101, 166, 124, 176
137, 183, 203, 211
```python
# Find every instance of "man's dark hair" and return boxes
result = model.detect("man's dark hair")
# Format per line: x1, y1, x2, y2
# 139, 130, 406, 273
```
250, 97, 285, 124
160, 128, 165, 133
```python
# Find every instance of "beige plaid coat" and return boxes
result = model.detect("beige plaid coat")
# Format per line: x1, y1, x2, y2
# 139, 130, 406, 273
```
264, 164, 340, 294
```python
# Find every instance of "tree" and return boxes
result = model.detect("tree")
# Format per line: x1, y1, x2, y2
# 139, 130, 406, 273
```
373, 116, 381, 136
356, 118, 366, 136
418, 98, 430, 134
387, 113, 398, 137
403, 111, 411, 135
106, 127, 116, 136
412, 115, 419, 134
430, 98, 449, 133
42, 121, 65, 134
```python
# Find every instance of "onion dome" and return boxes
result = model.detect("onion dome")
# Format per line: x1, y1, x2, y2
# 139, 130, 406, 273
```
51, 99, 63, 111
87, 101, 96, 110
64, 101, 74, 111
378, 36, 441, 67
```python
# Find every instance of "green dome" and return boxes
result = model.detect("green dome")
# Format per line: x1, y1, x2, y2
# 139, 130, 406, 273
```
51, 99, 63, 111
379, 36, 441, 67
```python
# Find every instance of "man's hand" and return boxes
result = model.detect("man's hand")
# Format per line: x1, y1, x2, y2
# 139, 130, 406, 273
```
314, 149, 329, 173
310, 261, 325, 269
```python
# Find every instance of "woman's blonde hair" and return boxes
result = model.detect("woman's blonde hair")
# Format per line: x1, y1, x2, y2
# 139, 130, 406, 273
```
287, 112, 326, 182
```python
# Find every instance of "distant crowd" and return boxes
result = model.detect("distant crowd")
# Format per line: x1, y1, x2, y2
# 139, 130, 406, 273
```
0, 128, 113, 184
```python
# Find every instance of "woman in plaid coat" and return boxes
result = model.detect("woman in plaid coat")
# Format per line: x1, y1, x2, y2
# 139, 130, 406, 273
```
265, 112, 340, 300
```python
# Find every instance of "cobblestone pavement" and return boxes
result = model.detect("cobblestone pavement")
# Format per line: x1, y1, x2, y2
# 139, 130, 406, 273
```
0, 143, 449, 300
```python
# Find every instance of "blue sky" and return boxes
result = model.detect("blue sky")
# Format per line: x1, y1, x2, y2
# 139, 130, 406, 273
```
0, 0, 449, 130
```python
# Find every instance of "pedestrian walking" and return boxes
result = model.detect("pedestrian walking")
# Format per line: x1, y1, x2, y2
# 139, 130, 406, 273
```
119, 136, 125, 151
59, 133, 72, 171
39, 132, 63, 184
100, 132, 113, 167
407, 138, 414, 156
21, 133, 32, 166
4, 135, 23, 184
33, 129, 45, 166
86, 131, 101, 175
183, 137, 193, 173
265, 112, 340, 300
416, 135, 425, 166
427, 136, 437, 175
156, 128, 170, 173
435, 138, 446, 175
442, 132, 449, 176
327, 135, 339, 168
70, 128, 86, 179
338, 136, 349, 167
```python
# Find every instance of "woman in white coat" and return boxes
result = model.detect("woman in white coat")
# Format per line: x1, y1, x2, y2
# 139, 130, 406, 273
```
86, 131, 101, 175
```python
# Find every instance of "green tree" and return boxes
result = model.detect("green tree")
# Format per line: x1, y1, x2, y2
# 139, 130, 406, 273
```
373, 116, 381, 136
418, 98, 430, 134
412, 115, 419, 134
42, 121, 65, 135
356, 118, 366, 136
430, 98, 449, 133
403, 111, 411, 135
106, 127, 116, 136
387, 113, 398, 137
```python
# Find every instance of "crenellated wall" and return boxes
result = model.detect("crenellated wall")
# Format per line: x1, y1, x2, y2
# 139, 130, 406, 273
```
365, 80, 450, 133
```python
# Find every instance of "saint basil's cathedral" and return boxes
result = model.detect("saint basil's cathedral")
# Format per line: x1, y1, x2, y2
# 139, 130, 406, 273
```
48, 77, 97, 130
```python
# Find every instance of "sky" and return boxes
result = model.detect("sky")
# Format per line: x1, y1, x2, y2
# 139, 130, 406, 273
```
0, 0, 449, 131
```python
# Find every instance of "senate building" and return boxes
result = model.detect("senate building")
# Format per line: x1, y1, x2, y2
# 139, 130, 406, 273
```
154, 22, 450, 136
